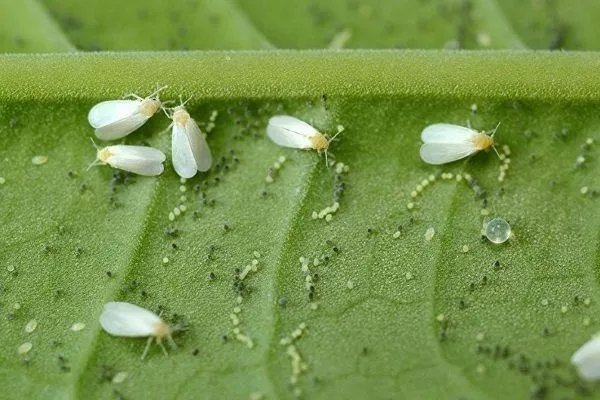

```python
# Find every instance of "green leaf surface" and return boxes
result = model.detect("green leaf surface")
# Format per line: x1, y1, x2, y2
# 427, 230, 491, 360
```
1, 51, 600, 400
0, 0, 75, 53
39, 0, 273, 50
3, 0, 600, 399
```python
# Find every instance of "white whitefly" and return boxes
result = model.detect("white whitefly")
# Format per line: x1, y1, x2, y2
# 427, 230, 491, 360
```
88, 86, 167, 140
266, 115, 343, 163
99, 302, 176, 359
90, 144, 166, 176
168, 104, 212, 178
419, 123, 500, 165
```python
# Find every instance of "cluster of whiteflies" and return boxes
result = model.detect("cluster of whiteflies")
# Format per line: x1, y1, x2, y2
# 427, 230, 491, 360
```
87, 86, 211, 178
86, 87, 350, 179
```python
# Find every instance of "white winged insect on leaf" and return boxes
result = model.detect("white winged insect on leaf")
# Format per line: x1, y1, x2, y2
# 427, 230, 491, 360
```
571, 334, 600, 381
88, 86, 167, 141
166, 98, 213, 179
99, 302, 178, 360
419, 122, 501, 165
89, 140, 166, 176
266, 115, 343, 165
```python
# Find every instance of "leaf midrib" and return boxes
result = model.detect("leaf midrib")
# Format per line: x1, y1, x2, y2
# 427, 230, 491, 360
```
72, 177, 165, 398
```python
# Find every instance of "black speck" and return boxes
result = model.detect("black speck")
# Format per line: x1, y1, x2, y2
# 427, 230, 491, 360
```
493, 260, 501, 269
106, 271, 113, 278
192, 349, 199, 356
541, 327, 550, 337
439, 329, 447, 341
164, 227, 179, 238
208, 272, 215, 280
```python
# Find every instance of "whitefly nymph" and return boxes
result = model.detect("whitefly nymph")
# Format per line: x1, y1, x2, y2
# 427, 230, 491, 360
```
88, 86, 167, 141
99, 302, 177, 360
420, 122, 500, 165
266, 115, 343, 164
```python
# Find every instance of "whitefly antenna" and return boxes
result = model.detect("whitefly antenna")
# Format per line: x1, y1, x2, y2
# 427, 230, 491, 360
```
490, 121, 502, 159
87, 138, 102, 171
323, 125, 344, 167
490, 121, 502, 137
149, 84, 169, 99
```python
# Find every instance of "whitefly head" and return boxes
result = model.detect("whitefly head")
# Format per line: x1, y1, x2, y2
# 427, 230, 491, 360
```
96, 147, 113, 164
172, 106, 191, 126
139, 85, 168, 117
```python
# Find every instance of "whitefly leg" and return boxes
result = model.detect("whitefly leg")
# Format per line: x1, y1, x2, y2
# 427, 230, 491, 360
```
141, 337, 154, 360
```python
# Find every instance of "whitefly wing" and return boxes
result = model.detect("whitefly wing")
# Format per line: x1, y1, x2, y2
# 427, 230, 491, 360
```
109, 145, 166, 162
88, 100, 148, 140
267, 115, 317, 149
419, 142, 477, 165
572, 337, 600, 380
421, 123, 476, 144
172, 123, 198, 178
185, 118, 212, 172
107, 145, 165, 176
108, 156, 164, 176
99, 302, 161, 337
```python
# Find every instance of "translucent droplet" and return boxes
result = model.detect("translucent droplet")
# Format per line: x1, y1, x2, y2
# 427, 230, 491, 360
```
485, 218, 511, 244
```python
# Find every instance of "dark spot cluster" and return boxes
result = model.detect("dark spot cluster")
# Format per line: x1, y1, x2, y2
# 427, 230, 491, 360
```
97, 364, 117, 383
119, 280, 147, 298
478, 344, 593, 399
57, 354, 70, 372
333, 167, 347, 204
464, 174, 487, 200
108, 170, 135, 207
233, 270, 250, 298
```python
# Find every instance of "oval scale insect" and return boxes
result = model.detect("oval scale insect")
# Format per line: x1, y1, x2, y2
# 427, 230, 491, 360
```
266, 115, 343, 164
90, 143, 166, 176
167, 101, 213, 179
88, 86, 167, 141
99, 302, 177, 360
419, 122, 501, 165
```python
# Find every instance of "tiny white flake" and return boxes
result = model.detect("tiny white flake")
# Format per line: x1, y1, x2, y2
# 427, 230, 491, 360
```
32, 155, 48, 165
71, 322, 86, 332
18, 342, 32, 355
